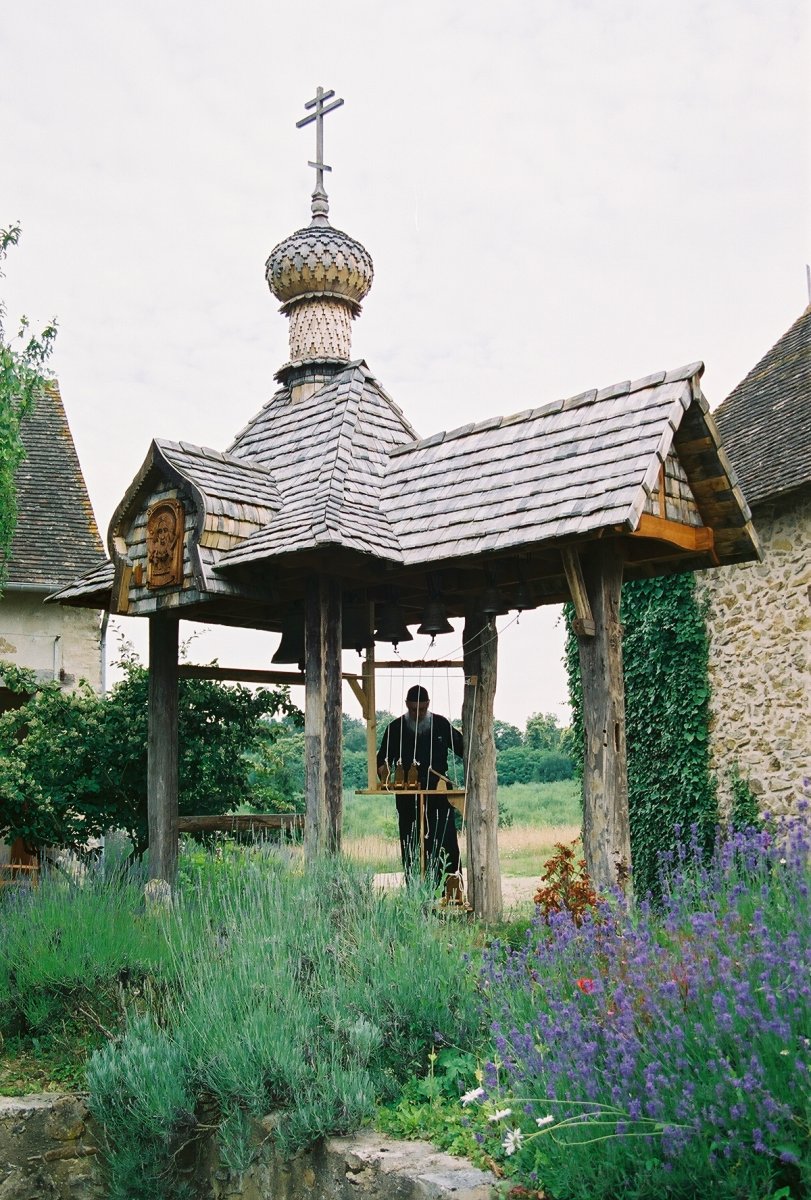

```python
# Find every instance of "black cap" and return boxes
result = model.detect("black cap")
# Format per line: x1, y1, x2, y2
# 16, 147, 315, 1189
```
406, 685, 429, 703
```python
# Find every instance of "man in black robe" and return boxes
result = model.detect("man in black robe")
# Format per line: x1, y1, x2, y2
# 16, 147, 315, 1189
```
376, 685, 464, 884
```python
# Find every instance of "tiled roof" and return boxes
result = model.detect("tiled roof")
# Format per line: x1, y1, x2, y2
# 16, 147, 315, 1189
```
221, 361, 417, 566
713, 306, 811, 507
8, 381, 104, 589
49, 556, 114, 605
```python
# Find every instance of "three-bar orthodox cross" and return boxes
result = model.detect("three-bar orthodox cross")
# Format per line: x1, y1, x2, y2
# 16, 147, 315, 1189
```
296, 86, 344, 196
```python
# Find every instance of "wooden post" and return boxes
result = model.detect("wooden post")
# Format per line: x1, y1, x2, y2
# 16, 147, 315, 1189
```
576, 541, 632, 895
363, 605, 378, 791
304, 576, 343, 858
147, 616, 179, 884
462, 604, 502, 921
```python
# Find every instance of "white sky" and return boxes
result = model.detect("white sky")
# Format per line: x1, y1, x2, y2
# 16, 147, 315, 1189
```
2, 0, 809, 728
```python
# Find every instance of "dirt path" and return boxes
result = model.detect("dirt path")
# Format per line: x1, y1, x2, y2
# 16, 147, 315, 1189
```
373, 871, 539, 913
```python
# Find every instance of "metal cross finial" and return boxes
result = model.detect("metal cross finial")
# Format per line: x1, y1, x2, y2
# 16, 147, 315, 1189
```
296, 86, 344, 212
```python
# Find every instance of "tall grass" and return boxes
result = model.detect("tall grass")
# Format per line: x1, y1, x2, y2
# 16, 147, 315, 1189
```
0, 861, 172, 1040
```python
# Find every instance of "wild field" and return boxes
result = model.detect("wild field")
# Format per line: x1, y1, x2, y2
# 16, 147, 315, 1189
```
342, 779, 582, 875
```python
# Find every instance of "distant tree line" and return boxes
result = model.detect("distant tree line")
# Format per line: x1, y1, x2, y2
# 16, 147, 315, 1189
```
262, 709, 575, 802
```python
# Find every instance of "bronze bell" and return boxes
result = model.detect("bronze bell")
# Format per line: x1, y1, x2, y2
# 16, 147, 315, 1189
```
272, 612, 305, 669
511, 583, 532, 612
342, 602, 371, 653
417, 599, 454, 637
374, 601, 413, 648
480, 586, 509, 617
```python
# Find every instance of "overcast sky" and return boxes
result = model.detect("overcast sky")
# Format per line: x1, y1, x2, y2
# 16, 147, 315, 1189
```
2, 0, 809, 727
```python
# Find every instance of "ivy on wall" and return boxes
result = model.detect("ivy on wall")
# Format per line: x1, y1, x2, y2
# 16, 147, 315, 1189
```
565, 572, 717, 898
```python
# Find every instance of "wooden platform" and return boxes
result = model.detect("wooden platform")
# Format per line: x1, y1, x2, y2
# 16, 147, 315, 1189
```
355, 789, 466, 813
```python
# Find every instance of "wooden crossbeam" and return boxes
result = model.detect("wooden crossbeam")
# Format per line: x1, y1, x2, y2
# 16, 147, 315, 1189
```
177, 665, 304, 684
561, 547, 596, 637
372, 660, 463, 669
177, 814, 304, 833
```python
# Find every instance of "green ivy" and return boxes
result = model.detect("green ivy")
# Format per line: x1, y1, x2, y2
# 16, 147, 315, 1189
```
565, 573, 717, 898
728, 764, 762, 832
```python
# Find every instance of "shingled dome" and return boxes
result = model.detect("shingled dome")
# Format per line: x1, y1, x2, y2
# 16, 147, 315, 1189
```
266, 223, 374, 314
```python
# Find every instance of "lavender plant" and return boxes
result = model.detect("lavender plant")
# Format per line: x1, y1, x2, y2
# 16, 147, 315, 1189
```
474, 815, 810, 1199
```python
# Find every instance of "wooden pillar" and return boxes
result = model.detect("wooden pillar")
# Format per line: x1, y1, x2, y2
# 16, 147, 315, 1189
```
462, 604, 502, 921
363, 606, 378, 791
304, 576, 343, 858
147, 616, 179, 884
576, 542, 632, 895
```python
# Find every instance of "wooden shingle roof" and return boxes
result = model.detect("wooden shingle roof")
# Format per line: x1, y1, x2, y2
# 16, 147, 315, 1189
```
712, 306, 811, 507
385, 369, 691, 563
379, 362, 757, 570
221, 361, 417, 566
8, 381, 103, 589
52, 356, 760, 616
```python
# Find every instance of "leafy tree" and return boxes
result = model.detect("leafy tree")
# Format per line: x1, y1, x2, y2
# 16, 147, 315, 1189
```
495, 746, 574, 786
493, 719, 523, 751
0, 655, 301, 853
342, 714, 367, 754
0, 224, 57, 589
524, 711, 564, 753
247, 716, 306, 812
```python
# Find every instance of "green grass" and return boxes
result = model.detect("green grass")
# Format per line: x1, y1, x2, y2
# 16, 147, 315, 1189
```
498, 779, 581, 827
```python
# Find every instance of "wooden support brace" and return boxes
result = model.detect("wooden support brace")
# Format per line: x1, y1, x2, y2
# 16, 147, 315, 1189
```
346, 675, 369, 720
147, 616, 179, 884
632, 513, 715, 555
561, 547, 596, 637
115, 563, 132, 614
658, 463, 667, 520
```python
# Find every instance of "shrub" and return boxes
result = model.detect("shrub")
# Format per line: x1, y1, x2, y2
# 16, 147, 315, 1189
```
87, 849, 482, 1194
0, 656, 301, 852
532, 840, 598, 926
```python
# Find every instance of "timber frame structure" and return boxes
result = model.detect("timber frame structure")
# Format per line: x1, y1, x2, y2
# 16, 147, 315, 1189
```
51, 89, 760, 918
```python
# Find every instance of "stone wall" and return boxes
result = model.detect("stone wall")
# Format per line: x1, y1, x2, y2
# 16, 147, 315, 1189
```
0, 1095, 497, 1200
697, 485, 811, 818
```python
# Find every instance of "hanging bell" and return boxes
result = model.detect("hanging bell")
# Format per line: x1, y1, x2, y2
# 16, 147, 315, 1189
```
480, 586, 509, 617
407, 762, 420, 789
342, 602, 371, 653
511, 583, 532, 612
417, 599, 454, 637
272, 612, 305, 669
374, 601, 413, 649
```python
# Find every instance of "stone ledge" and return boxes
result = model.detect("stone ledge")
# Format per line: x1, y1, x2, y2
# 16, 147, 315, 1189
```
0, 1095, 498, 1200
